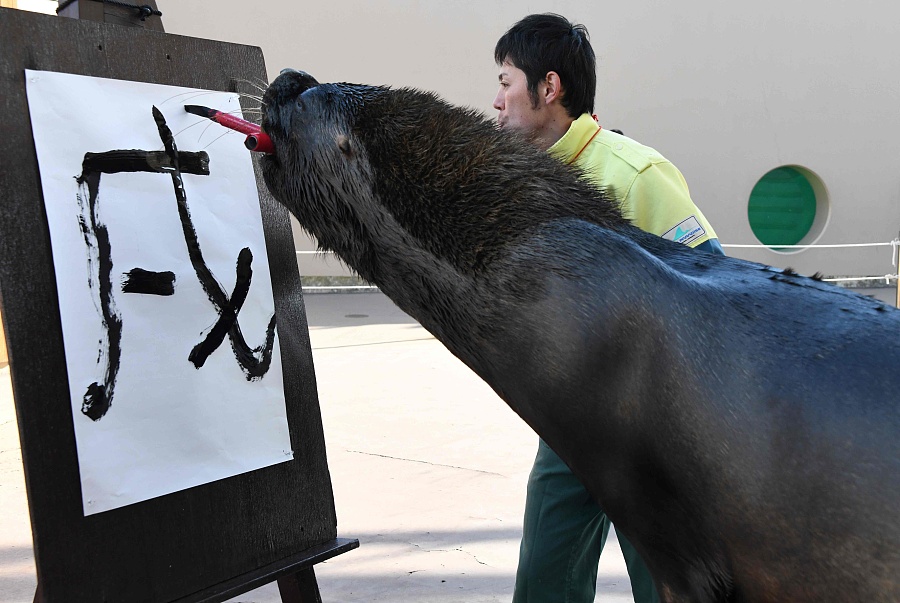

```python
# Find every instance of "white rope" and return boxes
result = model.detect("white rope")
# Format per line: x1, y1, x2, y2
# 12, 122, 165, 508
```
823, 275, 897, 284
722, 239, 900, 287
294, 242, 900, 289
302, 242, 900, 252
302, 285, 379, 291
722, 241, 896, 249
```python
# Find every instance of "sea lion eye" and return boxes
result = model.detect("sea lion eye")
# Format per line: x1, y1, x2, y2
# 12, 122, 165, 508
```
337, 135, 351, 155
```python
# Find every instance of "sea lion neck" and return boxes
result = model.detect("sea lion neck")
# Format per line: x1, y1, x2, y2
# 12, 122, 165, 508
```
262, 73, 627, 275
260, 72, 629, 361
348, 87, 628, 276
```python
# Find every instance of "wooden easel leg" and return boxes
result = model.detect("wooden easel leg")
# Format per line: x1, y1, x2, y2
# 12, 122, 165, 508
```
277, 567, 322, 603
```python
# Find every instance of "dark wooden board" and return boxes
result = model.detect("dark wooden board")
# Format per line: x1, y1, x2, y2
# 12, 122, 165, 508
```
187, 538, 359, 603
0, 8, 338, 602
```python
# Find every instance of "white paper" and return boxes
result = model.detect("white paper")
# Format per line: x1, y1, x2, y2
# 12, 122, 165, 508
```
24, 70, 294, 515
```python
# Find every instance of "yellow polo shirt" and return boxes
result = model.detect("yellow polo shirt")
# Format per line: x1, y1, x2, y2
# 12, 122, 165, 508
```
548, 114, 716, 247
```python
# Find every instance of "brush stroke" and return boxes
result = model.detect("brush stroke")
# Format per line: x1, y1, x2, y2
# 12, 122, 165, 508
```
76, 149, 210, 421
186, 249, 277, 375
151, 106, 276, 380
121, 268, 176, 296
188, 247, 251, 367
76, 170, 123, 421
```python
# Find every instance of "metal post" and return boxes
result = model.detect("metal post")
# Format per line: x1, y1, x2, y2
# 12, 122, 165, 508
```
893, 235, 900, 308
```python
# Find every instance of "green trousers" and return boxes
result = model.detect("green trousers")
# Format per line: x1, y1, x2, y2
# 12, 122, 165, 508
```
513, 440, 660, 603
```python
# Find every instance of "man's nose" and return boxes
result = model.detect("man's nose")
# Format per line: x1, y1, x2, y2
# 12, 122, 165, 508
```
492, 88, 504, 111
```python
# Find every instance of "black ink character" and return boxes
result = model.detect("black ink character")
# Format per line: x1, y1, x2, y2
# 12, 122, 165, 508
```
122, 268, 176, 296
76, 107, 277, 421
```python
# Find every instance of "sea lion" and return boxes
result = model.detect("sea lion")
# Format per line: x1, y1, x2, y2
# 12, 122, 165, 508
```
260, 69, 899, 602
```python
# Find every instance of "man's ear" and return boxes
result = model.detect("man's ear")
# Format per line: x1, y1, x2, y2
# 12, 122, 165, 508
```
543, 71, 564, 105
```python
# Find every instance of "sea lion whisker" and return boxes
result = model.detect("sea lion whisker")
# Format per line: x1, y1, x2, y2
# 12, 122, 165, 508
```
159, 89, 222, 105
231, 76, 270, 94
197, 128, 234, 151
170, 118, 242, 149
171, 117, 223, 139
219, 108, 263, 122
233, 91, 264, 103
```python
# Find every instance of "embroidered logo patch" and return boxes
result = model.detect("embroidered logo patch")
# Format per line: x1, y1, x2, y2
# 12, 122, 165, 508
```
663, 216, 706, 246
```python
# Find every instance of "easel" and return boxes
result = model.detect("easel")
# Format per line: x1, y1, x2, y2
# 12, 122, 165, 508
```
0, 6, 357, 602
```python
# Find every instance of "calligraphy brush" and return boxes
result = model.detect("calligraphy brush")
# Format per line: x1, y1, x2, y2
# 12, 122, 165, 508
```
184, 105, 274, 154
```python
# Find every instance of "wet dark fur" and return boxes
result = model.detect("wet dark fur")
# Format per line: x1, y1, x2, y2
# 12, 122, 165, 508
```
261, 71, 899, 602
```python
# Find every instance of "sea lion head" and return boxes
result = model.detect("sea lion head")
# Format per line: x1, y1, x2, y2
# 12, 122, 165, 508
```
260, 69, 625, 281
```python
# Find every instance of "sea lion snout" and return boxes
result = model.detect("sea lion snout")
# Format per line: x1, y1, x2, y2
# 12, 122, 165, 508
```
271, 69, 320, 97
260, 69, 322, 148
260, 71, 379, 248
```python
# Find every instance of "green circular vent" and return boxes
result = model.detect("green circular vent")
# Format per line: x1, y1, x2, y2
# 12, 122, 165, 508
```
748, 166, 817, 247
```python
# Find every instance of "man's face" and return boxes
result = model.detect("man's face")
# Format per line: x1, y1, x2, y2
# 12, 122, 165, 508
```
493, 61, 543, 137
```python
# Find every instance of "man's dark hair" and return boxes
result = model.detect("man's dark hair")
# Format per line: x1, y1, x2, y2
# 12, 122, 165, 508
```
494, 13, 596, 118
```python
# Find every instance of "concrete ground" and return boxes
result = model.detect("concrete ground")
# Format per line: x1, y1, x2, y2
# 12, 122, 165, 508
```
0, 292, 634, 603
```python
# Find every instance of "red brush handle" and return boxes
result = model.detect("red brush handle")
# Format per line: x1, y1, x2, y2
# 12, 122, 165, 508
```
244, 132, 274, 154
185, 105, 273, 154
210, 110, 261, 136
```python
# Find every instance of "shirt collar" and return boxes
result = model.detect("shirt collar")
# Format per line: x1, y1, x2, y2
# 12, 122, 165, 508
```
547, 114, 601, 164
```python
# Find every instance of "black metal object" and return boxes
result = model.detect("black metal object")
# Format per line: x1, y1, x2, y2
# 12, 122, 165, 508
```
57, 0, 164, 31
58, 0, 162, 20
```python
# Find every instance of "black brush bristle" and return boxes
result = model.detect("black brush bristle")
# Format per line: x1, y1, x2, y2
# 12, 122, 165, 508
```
184, 104, 214, 118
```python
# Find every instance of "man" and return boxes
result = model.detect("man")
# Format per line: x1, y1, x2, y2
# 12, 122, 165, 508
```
492, 13, 724, 603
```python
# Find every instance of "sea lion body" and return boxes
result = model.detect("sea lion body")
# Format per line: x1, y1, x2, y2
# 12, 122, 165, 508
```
260, 70, 899, 602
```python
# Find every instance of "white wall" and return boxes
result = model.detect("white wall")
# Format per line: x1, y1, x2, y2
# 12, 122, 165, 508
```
15, 0, 56, 14
158, 1, 900, 281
